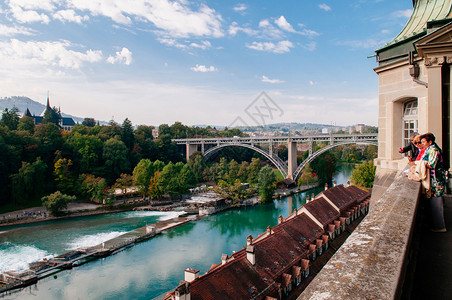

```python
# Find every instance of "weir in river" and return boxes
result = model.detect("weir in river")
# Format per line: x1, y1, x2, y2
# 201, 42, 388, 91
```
0, 165, 354, 299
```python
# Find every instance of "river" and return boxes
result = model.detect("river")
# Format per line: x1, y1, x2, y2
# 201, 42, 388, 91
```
0, 164, 354, 299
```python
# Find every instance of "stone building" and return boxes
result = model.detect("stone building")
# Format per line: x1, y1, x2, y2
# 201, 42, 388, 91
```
374, 0, 451, 173
24, 97, 76, 131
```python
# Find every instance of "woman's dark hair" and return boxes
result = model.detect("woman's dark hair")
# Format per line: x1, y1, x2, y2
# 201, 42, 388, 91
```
420, 132, 435, 143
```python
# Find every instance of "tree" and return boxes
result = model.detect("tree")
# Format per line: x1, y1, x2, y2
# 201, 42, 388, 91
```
80, 174, 107, 203
148, 170, 163, 199
121, 118, 135, 150
42, 106, 61, 125
133, 159, 155, 197
351, 160, 376, 188
54, 158, 75, 193
42, 191, 76, 216
82, 118, 96, 127
237, 161, 249, 182
179, 164, 196, 191
1, 107, 20, 130
257, 165, 277, 203
297, 163, 318, 186
188, 152, 205, 183
247, 158, 262, 183
17, 116, 35, 133
11, 158, 47, 205
114, 173, 133, 195
102, 138, 130, 182
228, 159, 239, 183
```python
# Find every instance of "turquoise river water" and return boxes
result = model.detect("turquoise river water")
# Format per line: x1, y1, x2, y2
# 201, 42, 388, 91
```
0, 165, 353, 299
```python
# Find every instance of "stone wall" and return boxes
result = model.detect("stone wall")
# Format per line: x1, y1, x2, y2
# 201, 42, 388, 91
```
298, 167, 421, 299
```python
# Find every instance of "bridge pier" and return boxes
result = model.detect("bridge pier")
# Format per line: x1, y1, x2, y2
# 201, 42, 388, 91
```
186, 144, 198, 161
287, 141, 297, 180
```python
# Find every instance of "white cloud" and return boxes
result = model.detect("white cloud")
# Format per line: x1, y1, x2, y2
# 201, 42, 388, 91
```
190, 64, 217, 72
392, 9, 412, 18
189, 40, 211, 50
0, 39, 103, 69
7, 0, 56, 11
246, 40, 294, 54
275, 16, 295, 33
65, 0, 224, 38
233, 4, 247, 12
53, 9, 89, 24
0, 24, 35, 36
258, 19, 283, 39
319, 4, 331, 12
228, 22, 258, 36
309, 80, 315, 85
158, 38, 188, 49
261, 75, 284, 84
107, 47, 133, 65
10, 6, 50, 24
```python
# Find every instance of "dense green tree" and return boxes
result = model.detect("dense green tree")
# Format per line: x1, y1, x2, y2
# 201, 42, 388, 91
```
228, 159, 239, 183
42, 191, 76, 216
11, 158, 47, 205
54, 158, 75, 193
237, 161, 249, 182
80, 174, 107, 203
148, 171, 163, 199
82, 118, 96, 127
297, 163, 317, 186
258, 165, 277, 203
218, 157, 229, 181
67, 133, 103, 174
132, 159, 155, 197
102, 138, 130, 182
114, 173, 133, 195
351, 161, 376, 188
135, 125, 156, 160
98, 123, 122, 141
179, 164, 197, 191
121, 118, 135, 150
363, 145, 378, 161
17, 116, 35, 133
188, 152, 205, 182
1, 107, 20, 130
247, 158, 262, 183
42, 106, 61, 125
310, 153, 337, 184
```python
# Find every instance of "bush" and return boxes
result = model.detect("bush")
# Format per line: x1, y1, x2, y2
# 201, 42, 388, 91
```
42, 191, 76, 216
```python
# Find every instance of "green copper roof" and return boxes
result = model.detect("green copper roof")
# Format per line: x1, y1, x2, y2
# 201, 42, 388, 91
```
377, 0, 452, 52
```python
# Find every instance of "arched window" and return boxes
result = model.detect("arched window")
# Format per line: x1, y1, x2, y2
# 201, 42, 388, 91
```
402, 99, 418, 146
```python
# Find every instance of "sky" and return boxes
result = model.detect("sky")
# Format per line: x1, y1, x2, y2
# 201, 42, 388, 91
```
0, 0, 413, 127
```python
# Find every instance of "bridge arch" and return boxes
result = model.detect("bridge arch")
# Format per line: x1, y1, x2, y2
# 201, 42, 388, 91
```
203, 144, 288, 178
292, 141, 378, 180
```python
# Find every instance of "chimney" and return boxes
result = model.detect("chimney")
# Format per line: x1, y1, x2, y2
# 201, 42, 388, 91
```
346, 180, 351, 187
278, 215, 284, 224
301, 259, 310, 279
333, 180, 337, 187
324, 183, 328, 190
308, 244, 317, 261
316, 239, 323, 256
293, 208, 298, 216
311, 193, 315, 200
267, 226, 272, 235
174, 280, 190, 300
246, 235, 253, 246
184, 268, 199, 283
327, 224, 336, 240
321, 235, 329, 251
246, 245, 255, 266
306, 195, 310, 202
221, 254, 228, 265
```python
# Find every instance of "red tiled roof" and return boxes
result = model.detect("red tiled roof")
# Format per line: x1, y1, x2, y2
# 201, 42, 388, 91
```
190, 258, 277, 300
303, 197, 339, 229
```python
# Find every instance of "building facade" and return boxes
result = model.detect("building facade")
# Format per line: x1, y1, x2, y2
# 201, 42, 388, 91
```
374, 0, 452, 174
24, 97, 76, 131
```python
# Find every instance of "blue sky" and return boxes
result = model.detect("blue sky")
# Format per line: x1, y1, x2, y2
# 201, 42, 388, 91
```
0, 0, 412, 127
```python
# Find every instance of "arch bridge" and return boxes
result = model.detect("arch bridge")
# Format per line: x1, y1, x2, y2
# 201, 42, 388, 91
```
172, 133, 378, 181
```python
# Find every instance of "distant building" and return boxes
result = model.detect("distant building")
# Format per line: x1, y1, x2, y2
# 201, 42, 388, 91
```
374, 0, 451, 171
23, 97, 76, 131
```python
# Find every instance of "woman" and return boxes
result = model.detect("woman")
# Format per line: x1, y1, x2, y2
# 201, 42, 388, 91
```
420, 133, 447, 232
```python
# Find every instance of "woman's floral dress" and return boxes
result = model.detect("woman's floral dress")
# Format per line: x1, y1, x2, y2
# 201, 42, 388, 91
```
422, 144, 447, 197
